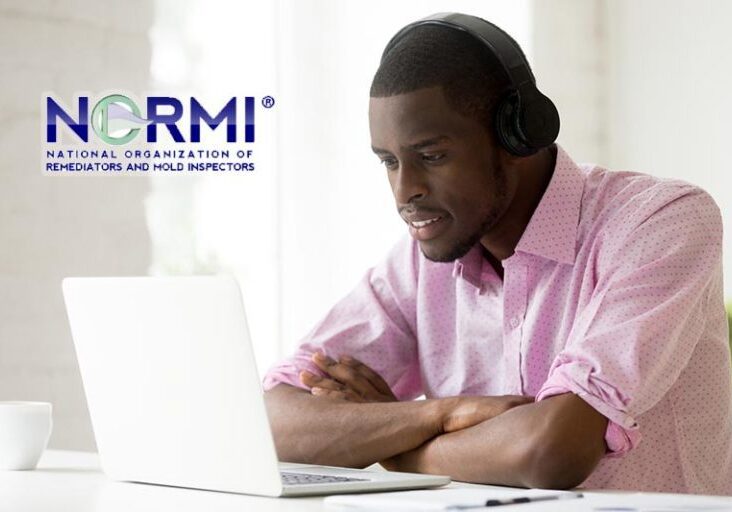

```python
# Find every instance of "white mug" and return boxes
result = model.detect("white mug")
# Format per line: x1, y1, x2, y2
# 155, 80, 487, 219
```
0, 401, 53, 470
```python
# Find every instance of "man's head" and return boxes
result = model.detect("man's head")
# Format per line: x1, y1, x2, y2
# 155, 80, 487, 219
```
369, 24, 518, 262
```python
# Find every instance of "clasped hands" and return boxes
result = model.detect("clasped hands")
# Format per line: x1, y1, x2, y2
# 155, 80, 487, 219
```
299, 351, 533, 468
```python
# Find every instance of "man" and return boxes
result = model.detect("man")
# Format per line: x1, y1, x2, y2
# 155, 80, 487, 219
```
263, 14, 732, 494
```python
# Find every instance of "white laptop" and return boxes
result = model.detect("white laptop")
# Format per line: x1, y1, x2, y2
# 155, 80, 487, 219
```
62, 276, 450, 497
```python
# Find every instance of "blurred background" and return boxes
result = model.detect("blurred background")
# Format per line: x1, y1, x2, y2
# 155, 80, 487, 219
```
1, 0, 730, 451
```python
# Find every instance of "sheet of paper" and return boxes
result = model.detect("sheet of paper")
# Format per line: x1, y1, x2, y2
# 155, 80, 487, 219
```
587, 492, 732, 512
324, 487, 579, 510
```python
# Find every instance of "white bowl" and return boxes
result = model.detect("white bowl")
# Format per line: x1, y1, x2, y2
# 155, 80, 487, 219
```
0, 401, 53, 470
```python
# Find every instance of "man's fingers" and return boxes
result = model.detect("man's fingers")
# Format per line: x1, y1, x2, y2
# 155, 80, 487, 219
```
299, 371, 344, 392
311, 352, 376, 398
340, 356, 396, 398
299, 370, 321, 388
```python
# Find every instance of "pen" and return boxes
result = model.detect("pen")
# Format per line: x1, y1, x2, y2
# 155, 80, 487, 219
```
447, 492, 584, 509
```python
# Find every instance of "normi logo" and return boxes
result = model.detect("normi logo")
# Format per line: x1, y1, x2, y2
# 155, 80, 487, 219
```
46, 94, 258, 145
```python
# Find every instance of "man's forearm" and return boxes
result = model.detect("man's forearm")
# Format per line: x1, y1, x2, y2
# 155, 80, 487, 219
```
385, 393, 608, 489
264, 384, 442, 468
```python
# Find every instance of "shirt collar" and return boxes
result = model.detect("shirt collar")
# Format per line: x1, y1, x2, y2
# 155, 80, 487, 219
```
452, 144, 585, 285
452, 243, 485, 289
515, 144, 584, 265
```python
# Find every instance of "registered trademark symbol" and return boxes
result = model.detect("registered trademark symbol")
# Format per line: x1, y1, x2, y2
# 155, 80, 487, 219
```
262, 96, 275, 108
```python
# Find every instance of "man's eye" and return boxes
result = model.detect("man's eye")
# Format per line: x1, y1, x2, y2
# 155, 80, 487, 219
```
422, 153, 445, 163
380, 158, 398, 169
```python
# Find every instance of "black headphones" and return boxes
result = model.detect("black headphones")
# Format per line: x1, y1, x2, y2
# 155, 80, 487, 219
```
381, 12, 560, 157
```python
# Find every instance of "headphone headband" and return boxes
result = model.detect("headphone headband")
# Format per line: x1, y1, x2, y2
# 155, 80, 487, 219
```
381, 12, 535, 91
380, 12, 560, 157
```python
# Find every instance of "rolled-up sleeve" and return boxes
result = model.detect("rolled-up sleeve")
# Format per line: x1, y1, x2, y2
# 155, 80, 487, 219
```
536, 185, 723, 457
262, 236, 424, 400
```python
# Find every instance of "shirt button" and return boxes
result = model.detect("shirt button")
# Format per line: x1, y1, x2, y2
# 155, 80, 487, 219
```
509, 316, 521, 329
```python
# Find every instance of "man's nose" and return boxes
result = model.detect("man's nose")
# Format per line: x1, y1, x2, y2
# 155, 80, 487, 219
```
392, 160, 429, 206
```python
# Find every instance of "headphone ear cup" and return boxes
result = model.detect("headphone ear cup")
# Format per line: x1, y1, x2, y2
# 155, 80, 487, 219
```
494, 92, 536, 157
516, 90, 560, 150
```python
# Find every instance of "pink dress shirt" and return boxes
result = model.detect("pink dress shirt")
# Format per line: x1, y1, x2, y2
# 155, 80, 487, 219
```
263, 145, 732, 495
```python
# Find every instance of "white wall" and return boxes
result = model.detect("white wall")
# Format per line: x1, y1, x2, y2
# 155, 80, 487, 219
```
532, 0, 607, 163
0, 0, 154, 450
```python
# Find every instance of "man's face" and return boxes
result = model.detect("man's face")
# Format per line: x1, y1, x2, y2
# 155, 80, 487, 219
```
369, 86, 515, 262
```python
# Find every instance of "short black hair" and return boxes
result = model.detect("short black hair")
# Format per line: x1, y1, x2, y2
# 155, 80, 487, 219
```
370, 24, 512, 131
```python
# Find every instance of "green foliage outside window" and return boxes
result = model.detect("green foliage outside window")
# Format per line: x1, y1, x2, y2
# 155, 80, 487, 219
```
727, 302, 732, 355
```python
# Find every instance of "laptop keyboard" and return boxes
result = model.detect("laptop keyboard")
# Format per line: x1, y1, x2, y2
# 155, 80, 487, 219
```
280, 471, 368, 486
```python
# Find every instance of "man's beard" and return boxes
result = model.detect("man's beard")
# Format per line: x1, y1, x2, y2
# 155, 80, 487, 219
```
422, 167, 508, 263
421, 207, 503, 262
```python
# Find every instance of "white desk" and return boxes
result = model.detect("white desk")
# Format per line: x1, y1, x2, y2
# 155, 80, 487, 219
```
2, 450, 731, 511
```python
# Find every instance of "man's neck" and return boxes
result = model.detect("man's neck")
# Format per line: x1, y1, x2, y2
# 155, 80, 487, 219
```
480, 144, 557, 262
